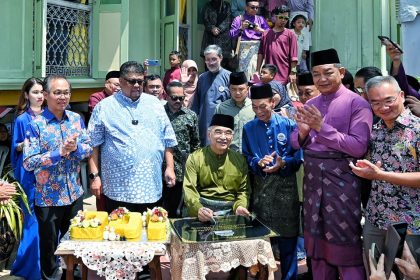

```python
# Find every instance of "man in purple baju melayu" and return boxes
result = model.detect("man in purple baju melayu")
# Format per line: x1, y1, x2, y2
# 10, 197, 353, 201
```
291, 48, 373, 279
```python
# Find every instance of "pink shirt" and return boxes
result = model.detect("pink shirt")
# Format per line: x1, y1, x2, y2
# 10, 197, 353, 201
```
258, 28, 298, 84
163, 67, 181, 90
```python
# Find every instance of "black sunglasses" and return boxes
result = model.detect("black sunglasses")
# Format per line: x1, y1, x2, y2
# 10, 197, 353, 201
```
169, 95, 185, 102
248, 5, 259, 10
124, 78, 144, 86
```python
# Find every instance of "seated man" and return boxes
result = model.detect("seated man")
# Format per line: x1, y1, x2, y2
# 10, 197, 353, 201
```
183, 113, 250, 221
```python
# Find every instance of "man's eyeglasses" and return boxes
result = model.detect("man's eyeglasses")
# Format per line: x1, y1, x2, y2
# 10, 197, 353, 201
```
354, 87, 364, 95
169, 95, 185, 102
52, 91, 71, 97
213, 129, 233, 138
275, 15, 289, 20
370, 95, 398, 109
124, 78, 144, 86
248, 5, 259, 10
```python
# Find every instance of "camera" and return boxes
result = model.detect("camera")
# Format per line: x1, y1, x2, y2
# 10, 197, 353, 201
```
247, 22, 256, 29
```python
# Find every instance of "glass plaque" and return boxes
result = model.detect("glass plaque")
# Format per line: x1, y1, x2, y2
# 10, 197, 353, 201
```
171, 215, 279, 243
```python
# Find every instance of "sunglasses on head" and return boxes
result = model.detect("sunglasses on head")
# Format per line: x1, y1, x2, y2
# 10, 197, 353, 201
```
169, 95, 185, 102
124, 78, 144, 86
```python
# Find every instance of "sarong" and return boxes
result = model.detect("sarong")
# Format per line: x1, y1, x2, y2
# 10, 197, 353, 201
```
239, 40, 260, 80
252, 174, 299, 237
303, 151, 364, 266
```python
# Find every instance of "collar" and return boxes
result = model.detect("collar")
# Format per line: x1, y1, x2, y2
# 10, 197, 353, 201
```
320, 84, 345, 101
229, 97, 251, 108
164, 103, 187, 115
43, 107, 68, 123
115, 91, 141, 105
377, 108, 412, 130
207, 145, 228, 159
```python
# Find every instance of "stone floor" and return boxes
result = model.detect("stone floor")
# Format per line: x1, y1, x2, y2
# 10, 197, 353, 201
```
0, 194, 308, 279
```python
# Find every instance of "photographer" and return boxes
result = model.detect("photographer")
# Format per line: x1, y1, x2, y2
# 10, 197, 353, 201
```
369, 242, 420, 280
230, 0, 269, 79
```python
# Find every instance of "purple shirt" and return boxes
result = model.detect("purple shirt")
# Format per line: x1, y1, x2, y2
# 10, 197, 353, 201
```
393, 63, 420, 99
291, 85, 373, 158
230, 14, 270, 41
289, 0, 314, 20
258, 28, 298, 84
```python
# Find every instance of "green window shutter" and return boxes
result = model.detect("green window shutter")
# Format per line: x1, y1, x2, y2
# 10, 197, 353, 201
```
91, 1, 123, 79
0, 0, 33, 79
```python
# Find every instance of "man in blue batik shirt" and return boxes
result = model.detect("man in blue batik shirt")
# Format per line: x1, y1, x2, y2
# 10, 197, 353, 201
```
24, 75, 92, 279
88, 61, 178, 214
242, 83, 303, 280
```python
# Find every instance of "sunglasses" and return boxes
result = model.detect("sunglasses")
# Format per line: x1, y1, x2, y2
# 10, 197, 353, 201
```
275, 15, 289, 20
169, 95, 185, 102
248, 5, 259, 10
124, 78, 144, 86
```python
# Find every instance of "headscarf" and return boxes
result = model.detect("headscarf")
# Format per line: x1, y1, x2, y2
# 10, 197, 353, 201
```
182, 60, 199, 108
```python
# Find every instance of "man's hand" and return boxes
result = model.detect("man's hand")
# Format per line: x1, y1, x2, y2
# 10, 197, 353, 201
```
198, 207, 214, 222
405, 96, 420, 117
307, 19, 313, 31
241, 20, 250, 30
369, 252, 397, 280
180, 66, 191, 84
0, 181, 16, 200
211, 27, 221, 36
164, 167, 176, 188
295, 105, 323, 132
261, 151, 285, 173
90, 176, 102, 197
61, 133, 78, 156
395, 242, 420, 280
235, 206, 250, 217
349, 160, 383, 180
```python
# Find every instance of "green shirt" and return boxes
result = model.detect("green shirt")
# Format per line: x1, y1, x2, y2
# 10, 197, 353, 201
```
215, 98, 255, 153
183, 146, 250, 217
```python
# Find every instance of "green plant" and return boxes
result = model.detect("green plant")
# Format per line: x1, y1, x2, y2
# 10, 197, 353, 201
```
0, 167, 31, 240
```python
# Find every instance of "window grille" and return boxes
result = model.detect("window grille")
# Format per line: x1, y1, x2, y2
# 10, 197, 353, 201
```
45, 0, 92, 77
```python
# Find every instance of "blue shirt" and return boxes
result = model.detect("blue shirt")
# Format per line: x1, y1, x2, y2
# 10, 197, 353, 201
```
23, 108, 92, 207
192, 68, 231, 146
242, 113, 303, 177
88, 92, 177, 204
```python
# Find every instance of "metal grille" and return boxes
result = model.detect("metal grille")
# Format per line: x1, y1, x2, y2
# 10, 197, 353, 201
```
46, 0, 91, 77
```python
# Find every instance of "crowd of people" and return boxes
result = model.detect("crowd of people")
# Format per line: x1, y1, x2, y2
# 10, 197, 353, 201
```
0, 1, 419, 280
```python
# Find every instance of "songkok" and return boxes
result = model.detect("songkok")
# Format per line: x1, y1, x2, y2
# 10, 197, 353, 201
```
311, 48, 340, 67
297, 72, 314, 86
230, 72, 248, 85
105, 70, 120, 80
210, 114, 234, 130
250, 83, 273, 99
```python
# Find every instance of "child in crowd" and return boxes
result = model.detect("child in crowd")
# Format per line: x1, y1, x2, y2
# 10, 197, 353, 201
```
163, 50, 182, 90
259, 64, 294, 115
290, 14, 309, 73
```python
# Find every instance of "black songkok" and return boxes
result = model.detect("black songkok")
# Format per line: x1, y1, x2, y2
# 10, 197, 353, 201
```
250, 83, 273, 99
210, 114, 234, 130
311, 48, 340, 67
230, 72, 248, 85
297, 72, 314, 86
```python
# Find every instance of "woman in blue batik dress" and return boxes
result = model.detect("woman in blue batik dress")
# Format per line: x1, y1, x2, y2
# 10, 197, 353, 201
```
11, 77, 45, 280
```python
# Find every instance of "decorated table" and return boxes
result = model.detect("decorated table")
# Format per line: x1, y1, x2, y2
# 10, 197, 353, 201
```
169, 215, 278, 280
55, 228, 169, 280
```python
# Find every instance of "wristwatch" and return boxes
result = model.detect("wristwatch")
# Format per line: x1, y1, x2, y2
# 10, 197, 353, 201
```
290, 67, 297, 74
89, 172, 99, 180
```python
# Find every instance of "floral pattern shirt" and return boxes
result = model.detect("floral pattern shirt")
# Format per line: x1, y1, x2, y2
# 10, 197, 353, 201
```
366, 109, 420, 234
164, 104, 200, 182
23, 108, 92, 207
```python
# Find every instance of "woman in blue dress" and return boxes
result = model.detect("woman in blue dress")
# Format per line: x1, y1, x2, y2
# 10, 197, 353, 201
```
11, 78, 45, 280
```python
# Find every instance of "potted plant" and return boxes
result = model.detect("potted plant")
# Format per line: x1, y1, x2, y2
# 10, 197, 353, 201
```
0, 167, 30, 268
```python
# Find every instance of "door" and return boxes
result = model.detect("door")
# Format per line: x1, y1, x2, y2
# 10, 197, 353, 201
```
160, 0, 180, 72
